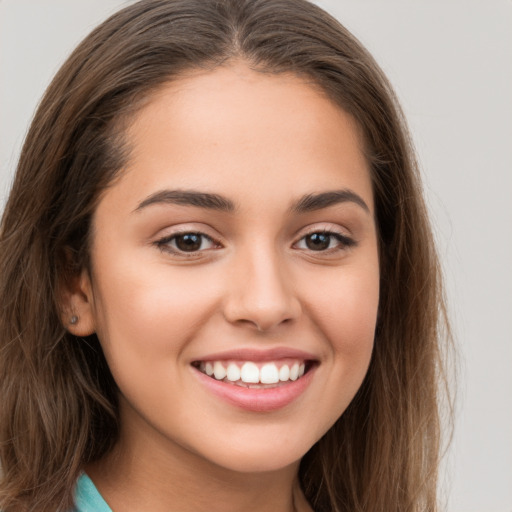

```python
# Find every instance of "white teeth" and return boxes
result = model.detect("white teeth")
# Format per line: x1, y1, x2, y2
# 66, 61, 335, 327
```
240, 362, 260, 383
226, 362, 241, 382
260, 363, 279, 384
198, 359, 309, 384
279, 365, 290, 381
213, 361, 227, 380
289, 363, 299, 381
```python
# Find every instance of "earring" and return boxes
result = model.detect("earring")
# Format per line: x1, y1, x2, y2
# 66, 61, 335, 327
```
70, 315, 79, 325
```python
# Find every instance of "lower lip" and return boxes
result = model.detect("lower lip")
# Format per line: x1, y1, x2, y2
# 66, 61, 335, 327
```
193, 365, 316, 412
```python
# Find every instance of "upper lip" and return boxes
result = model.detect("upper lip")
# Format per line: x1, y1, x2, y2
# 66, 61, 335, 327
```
192, 347, 318, 363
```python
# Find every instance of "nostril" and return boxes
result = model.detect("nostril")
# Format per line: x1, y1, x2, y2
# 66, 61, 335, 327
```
221, 254, 302, 330
223, 295, 302, 332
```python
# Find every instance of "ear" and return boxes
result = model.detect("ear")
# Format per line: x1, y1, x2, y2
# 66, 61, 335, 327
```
59, 267, 97, 336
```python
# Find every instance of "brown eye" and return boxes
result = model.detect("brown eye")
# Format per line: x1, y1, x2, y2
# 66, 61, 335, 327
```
156, 232, 218, 254
295, 231, 356, 253
305, 233, 331, 251
174, 233, 203, 252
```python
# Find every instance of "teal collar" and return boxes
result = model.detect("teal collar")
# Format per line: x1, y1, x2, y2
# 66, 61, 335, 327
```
73, 473, 112, 512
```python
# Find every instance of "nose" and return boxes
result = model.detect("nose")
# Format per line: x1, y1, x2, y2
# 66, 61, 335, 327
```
222, 247, 302, 332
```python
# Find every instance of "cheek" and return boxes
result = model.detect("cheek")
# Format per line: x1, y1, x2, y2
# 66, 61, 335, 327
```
88, 260, 224, 424
301, 260, 379, 377
302, 266, 379, 432
336, 272, 379, 349
90, 255, 222, 363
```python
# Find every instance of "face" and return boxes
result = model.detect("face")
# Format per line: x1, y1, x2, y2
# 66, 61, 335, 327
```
74, 63, 380, 475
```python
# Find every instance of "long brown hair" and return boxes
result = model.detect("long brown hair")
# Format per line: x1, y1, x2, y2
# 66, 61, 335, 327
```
0, 1, 453, 510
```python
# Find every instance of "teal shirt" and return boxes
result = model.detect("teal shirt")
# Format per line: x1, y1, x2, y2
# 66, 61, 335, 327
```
73, 474, 111, 512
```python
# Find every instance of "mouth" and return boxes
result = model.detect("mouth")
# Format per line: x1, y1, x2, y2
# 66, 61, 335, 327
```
190, 348, 319, 411
192, 359, 315, 389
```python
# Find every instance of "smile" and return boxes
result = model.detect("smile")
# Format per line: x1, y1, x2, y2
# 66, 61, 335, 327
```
194, 359, 308, 388
191, 351, 317, 412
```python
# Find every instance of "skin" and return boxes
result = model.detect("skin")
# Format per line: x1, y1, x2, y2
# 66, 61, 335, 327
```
66, 62, 380, 512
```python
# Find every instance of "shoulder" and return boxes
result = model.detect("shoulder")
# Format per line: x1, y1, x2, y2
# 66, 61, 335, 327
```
71, 474, 112, 512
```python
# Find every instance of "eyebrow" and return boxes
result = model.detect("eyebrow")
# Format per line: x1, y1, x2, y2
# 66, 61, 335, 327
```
135, 189, 236, 213
291, 189, 370, 214
134, 188, 370, 215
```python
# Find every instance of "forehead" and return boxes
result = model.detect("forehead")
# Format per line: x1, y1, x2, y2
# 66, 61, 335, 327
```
105, 62, 373, 215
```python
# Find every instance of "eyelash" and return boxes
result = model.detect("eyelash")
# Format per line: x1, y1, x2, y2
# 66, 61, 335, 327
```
155, 229, 356, 257
294, 229, 356, 253
155, 231, 219, 256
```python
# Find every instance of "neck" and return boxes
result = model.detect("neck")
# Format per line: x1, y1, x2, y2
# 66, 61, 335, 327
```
86, 411, 311, 512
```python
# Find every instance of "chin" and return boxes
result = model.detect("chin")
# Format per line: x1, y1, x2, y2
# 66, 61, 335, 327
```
192, 428, 320, 475
208, 448, 303, 474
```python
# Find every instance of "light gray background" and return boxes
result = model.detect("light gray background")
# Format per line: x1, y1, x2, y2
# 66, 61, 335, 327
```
1, 1, 511, 511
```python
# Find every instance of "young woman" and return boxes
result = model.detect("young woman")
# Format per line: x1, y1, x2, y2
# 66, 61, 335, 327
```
0, 0, 452, 511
